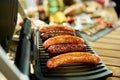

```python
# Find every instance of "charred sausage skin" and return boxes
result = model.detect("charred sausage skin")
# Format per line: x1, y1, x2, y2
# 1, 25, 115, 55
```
41, 30, 75, 40
46, 52, 100, 69
47, 43, 86, 54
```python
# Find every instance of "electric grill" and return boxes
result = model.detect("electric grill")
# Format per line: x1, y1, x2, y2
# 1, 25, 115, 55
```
32, 29, 112, 80
0, 1, 113, 80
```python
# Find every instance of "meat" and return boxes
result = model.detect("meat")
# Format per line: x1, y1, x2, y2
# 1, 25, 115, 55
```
41, 30, 75, 40
42, 35, 84, 48
39, 25, 101, 69
47, 43, 86, 54
46, 52, 100, 69
39, 25, 75, 33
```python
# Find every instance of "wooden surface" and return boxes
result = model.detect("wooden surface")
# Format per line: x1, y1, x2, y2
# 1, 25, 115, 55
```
87, 27, 120, 80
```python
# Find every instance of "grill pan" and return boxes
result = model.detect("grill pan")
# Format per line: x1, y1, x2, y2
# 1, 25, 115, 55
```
33, 30, 112, 80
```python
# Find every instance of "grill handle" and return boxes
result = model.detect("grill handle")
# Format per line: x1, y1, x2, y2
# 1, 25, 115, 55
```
14, 18, 31, 75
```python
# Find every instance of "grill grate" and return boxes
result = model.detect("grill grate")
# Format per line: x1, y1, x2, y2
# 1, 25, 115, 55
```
33, 30, 112, 80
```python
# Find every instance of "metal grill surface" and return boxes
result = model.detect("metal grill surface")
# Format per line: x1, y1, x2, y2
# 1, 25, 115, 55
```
33, 30, 112, 80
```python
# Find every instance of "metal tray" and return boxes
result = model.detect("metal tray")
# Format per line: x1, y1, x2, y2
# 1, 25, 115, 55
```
33, 30, 112, 80
80, 23, 120, 41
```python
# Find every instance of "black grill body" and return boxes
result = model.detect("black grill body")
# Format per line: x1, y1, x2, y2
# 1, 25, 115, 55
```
33, 30, 112, 80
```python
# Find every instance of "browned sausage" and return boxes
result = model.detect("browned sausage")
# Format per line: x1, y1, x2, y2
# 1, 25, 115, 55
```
41, 30, 75, 40
46, 52, 100, 69
47, 43, 86, 54
42, 35, 84, 48
39, 25, 75, 33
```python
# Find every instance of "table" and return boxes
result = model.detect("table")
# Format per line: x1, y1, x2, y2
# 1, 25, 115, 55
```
87, 27, 120, 80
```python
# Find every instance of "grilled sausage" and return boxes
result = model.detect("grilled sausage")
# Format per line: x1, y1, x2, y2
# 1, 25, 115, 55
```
47, 43, 86, 54
42, 35, 84, 48
46, 52, 100, 69
41, 30, 75, 40
39, 25, 75, 33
